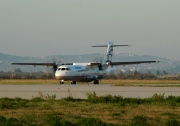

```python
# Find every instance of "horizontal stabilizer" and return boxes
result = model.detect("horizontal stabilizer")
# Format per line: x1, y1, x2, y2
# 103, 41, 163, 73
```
92, 45, 130, 47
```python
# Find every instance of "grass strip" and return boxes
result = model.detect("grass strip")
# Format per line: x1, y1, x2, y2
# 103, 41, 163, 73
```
0, 93, 180, 125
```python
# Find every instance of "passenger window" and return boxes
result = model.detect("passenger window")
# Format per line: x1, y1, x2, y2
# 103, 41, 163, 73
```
58, 68, 61, 71
61, 68, 65, 71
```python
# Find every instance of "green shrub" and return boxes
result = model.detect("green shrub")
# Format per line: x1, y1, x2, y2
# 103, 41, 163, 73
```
165, 118, 180, 126
100, 95, 124, 103
151, 93, 165, 102
59, 121, 74, 126
100, 94, 113, 103
6, 117, 19, 126
86, 91, 124, 103
166, 95, 179, 109
45, 112, 74, 126
31, 97, 44, 102
5, 117, 25, 126
13, 97, 29, 108
123, 98, 142, 105
76, 117, 113, 126
130, 115, 149, 126
168, 100, 177, 109
0, 115, 39, 126
86, 91, 99, 103
113, 95, 124, 102
166, 95, 176, 101
161, 112, 176, 118
44, 94, 56, 101
62, 96, 82, 102
0, 97, 29, 109
176, 96, 180, 102
0, 98, 14, 109
0, 115, 6, 125
85, 92, 179, 105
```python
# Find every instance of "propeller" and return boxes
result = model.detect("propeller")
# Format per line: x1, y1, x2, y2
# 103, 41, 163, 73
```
93, 56, 104, 70
51, 57, 57, 72
47, 56, 66, 73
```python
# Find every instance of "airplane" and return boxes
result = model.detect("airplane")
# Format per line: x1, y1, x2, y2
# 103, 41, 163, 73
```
11, 42, 160, 84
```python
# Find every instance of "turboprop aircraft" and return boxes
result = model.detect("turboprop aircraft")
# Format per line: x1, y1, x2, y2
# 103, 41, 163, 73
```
11, 42, 160, 84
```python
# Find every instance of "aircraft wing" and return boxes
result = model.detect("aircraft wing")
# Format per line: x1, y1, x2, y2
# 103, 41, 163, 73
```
109, 61, 160, 66
11, 63, 56, 67
88, 61, 160, 66
88, 63, 101, 65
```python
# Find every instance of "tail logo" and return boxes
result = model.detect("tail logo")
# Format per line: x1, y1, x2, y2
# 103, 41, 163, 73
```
106, 48, 113, 62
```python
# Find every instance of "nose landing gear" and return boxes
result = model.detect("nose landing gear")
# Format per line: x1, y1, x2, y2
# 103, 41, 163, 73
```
59, 80, 64, 84
93, 80, 99, 84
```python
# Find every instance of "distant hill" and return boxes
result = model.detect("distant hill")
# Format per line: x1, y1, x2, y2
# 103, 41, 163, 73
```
0, 52, 180, 73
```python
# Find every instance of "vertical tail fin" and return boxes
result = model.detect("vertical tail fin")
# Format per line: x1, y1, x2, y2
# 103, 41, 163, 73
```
104, 42, 114, 63
92, 42, 130, 65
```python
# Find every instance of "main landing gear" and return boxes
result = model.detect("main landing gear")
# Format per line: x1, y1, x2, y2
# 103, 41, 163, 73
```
59, 80, 64, 84
71, 81, 76, 85
59, 80, 76, 85
93, 80, 99, 84
59, 80, 98, 85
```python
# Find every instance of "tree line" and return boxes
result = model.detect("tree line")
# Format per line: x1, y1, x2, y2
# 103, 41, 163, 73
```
0, 69, 179, 80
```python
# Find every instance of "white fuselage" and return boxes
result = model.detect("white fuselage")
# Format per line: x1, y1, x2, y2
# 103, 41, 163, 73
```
55, 64, 106, 82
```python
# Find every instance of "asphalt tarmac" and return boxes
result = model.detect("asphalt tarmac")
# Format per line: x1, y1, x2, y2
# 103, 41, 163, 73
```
0, 84, 179, 99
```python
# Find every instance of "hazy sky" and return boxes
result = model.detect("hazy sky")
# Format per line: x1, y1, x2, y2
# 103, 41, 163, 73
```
0, 0, 180, 59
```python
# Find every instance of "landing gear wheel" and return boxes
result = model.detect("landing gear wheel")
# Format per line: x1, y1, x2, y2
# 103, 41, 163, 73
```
94, 80, 99, 85
59, 81, 64, 84
71, 81, 76, 85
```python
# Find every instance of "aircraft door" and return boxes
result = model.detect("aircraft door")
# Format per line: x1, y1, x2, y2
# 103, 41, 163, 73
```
66, 68, 71, 75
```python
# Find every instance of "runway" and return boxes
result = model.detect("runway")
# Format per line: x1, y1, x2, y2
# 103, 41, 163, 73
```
0, 84, 179, 99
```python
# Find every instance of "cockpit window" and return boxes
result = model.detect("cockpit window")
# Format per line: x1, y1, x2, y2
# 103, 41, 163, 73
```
58, 68, 71, 71
61, 68, 66, 71
66, 68, 71, 71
